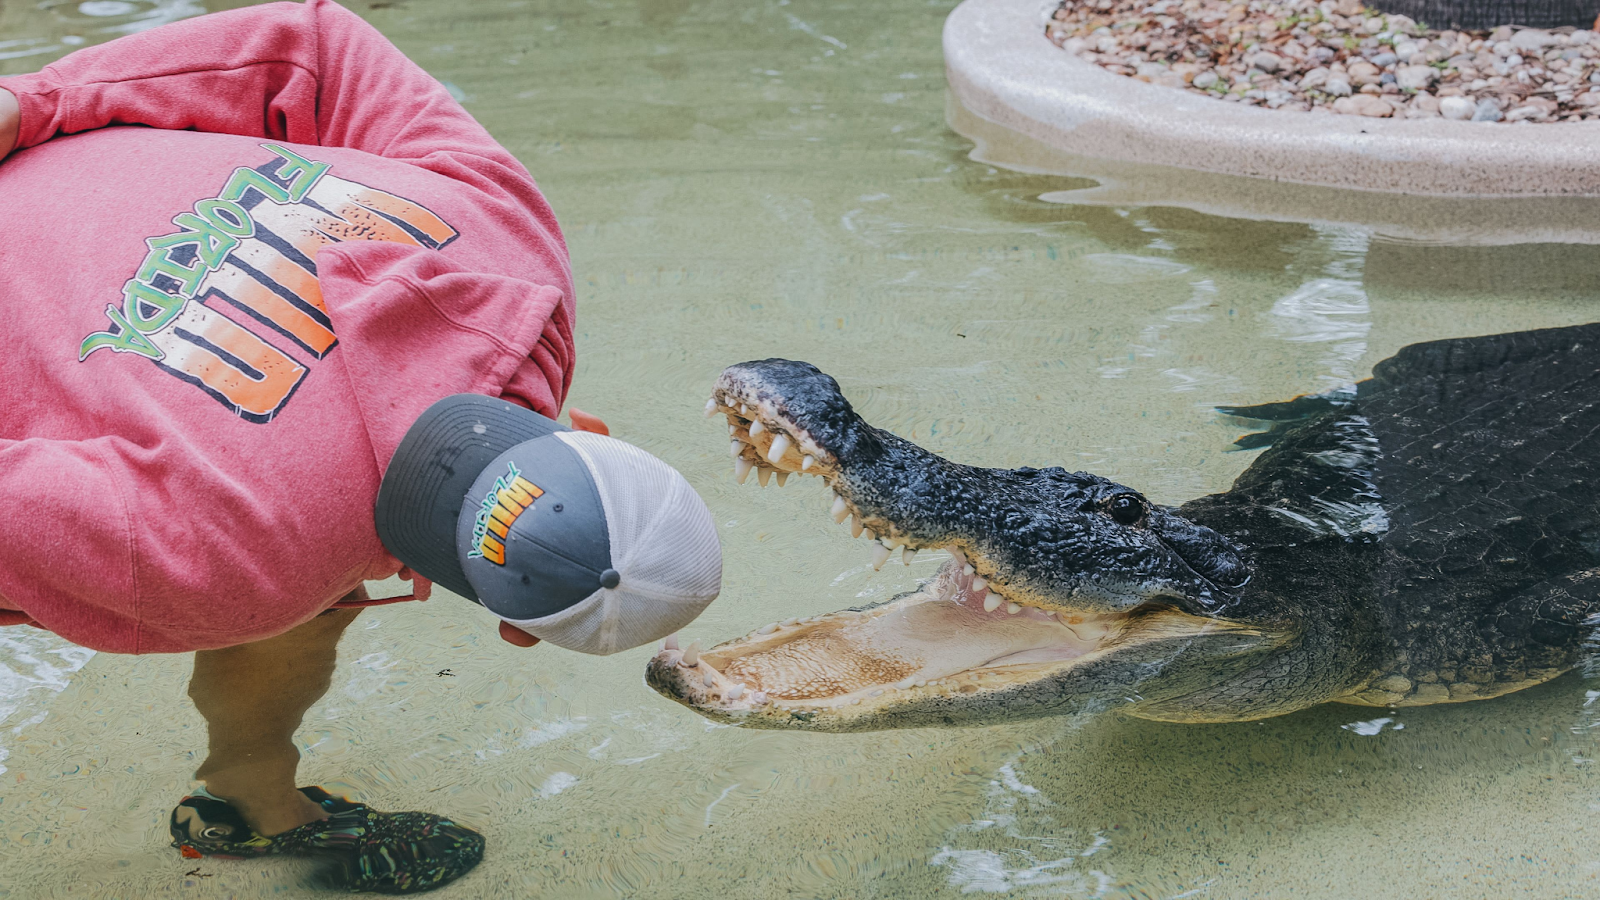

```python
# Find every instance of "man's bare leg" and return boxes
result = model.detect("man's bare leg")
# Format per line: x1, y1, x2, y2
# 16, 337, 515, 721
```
188, 606, 362, 836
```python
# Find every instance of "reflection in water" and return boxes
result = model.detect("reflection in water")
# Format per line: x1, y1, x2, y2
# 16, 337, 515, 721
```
931, 756, 1115, 897
1265, 227, 1371, 391
0, 630, 95, 775
953, 92, 1600, 248
0, 0, 1598, 897
0, 0, 204, 66
932, 677, 1600, 898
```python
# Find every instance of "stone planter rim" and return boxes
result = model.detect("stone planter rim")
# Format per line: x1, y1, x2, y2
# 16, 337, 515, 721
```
944, 0, 1600, 198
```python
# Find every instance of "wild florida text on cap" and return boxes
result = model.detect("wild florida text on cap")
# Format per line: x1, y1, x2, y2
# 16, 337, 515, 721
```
375, 394, 723, 655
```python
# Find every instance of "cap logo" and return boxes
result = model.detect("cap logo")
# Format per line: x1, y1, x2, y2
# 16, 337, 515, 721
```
467, 461, 545, 566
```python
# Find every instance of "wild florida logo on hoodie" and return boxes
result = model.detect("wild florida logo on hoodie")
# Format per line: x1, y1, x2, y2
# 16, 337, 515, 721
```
78, 144, 458, 423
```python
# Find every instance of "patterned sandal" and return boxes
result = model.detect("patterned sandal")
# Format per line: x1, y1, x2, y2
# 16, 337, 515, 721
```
170, 786, 485, 894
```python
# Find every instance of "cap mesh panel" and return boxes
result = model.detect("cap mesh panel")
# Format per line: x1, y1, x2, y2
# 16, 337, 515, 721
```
501, 432, 721, 654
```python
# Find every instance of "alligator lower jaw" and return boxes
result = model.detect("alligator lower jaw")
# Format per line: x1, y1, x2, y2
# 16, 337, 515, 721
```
644, 557, 1243, 730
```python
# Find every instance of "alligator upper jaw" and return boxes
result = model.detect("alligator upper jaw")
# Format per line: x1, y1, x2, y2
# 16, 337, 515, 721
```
701, 360, 991, 595
644, 557, 1255, 731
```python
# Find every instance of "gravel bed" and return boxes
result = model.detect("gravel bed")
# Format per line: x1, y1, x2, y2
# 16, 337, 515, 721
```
1046, 0, 1600, 121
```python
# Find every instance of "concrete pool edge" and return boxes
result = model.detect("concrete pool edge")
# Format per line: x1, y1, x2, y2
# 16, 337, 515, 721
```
943, 0, 1600, 198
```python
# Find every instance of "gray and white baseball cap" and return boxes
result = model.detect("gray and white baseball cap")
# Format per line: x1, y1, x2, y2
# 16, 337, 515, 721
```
375, 394, 722, 655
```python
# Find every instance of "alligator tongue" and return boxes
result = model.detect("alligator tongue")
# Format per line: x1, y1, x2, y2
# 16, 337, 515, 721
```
720, 584, 1105, 701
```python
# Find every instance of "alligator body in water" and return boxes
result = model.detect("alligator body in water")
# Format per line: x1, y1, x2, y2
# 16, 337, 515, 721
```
646, 324, 1600, 731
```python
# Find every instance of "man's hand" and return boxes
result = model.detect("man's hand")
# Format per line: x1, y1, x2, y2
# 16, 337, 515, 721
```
499, 621, 541, 648
0, 89, 18, 160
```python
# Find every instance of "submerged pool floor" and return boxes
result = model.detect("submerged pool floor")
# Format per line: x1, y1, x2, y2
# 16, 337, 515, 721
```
3, 0, 1600, 897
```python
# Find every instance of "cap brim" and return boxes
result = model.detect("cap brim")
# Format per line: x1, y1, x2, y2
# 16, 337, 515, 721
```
375, 394, 567, 601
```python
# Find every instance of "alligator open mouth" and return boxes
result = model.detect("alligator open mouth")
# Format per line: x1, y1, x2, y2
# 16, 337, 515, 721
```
645, 360, 1265, 731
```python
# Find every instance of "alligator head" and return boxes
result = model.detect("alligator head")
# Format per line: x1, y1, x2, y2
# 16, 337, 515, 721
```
645, 359, 1295, 732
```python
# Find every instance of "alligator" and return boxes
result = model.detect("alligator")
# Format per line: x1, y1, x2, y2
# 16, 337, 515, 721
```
645, 323, 1600, 731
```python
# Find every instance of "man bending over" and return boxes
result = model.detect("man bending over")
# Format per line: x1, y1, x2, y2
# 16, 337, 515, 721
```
0, 1, 721, 893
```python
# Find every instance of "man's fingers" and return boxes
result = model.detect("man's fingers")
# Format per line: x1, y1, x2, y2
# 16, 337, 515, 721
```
568, 408, 609, 435
499, 620, 541, 647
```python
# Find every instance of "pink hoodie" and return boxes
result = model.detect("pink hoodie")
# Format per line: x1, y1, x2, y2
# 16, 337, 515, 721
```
0, 0, 575, 653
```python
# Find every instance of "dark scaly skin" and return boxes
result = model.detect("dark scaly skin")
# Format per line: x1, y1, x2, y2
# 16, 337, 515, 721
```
655, 324, 1600, 728
1174, 322, 1600, 714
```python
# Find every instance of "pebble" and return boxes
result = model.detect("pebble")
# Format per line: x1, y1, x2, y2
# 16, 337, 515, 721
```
1509, 28, 1556, 51
1348, 61, 1382, 85
1395, 64, 1434, 90
1333, 93, 1394, 116
1251, 50, 1284, 72
1046, 0, 1600, 122
1440, 94, 1475, 118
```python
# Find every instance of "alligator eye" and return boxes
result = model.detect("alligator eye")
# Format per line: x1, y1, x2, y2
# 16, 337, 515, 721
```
1105, 494, 1146, 526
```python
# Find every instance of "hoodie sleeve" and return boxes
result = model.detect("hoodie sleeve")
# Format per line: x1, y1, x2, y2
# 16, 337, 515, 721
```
1, 0, 515, 173
0, 0, 575, 413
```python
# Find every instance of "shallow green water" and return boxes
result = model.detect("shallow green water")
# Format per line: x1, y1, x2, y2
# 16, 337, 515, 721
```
3, 0, 1600, 897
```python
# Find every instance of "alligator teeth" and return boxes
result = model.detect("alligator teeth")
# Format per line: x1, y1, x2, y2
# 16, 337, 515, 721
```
749, 419, 764, 436
663, 633, 680, 651
831, 494, 849, 523
730, 441, 743, 457
971, 576, 987, 592
704, 398, 718, 417
776, 472, 788, 487
734, 457, 753, 483
864, 528, 876, 542
727, 683, 746, 700
802, 455, 815, 471
681, 641, 701, 667
1007, 602, 1022, 615
962, 565, 975, 577
901, 548, 916, 566
739, 404, 748, 414
781, 617, 800, 626
757, 466, 771, 487
851, 515, 864, 538
704, 672, 715, 687
894, 678, 916, 690
757, 622, 779, 635
767, 434, 792, 464
871, 541, 891, 571
982, 592, 1002, 613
